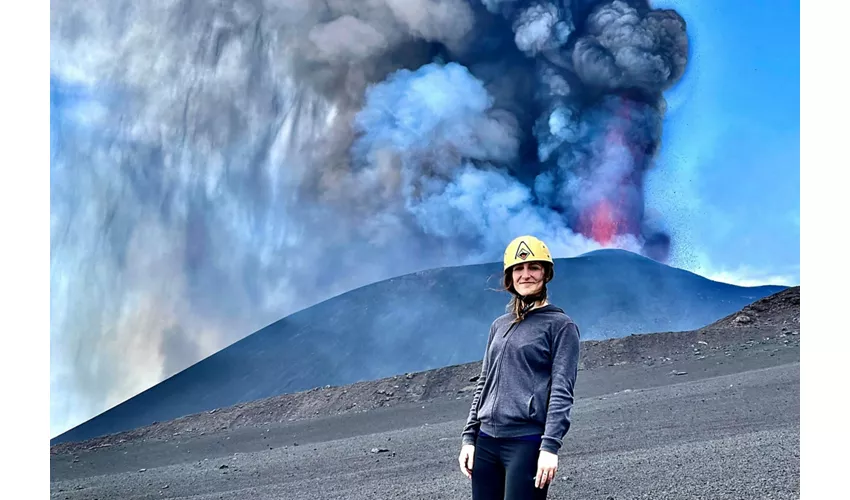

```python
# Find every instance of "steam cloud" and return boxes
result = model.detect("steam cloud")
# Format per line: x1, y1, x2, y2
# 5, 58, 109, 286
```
50, 0, 688, 435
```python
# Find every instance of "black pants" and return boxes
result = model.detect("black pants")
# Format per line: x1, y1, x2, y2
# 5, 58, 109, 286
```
471, 434, 550, 500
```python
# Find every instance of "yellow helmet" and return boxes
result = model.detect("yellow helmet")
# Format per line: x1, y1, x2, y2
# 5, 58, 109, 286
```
503, 235, 554, 271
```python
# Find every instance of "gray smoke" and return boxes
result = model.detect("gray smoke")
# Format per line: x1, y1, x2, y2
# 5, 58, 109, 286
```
50, 0, 688, 436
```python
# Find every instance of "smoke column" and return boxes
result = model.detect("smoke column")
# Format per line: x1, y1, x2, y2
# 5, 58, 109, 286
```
50, 0, 688, 436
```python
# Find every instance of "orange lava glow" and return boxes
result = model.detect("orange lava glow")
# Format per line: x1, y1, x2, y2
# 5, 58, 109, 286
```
577, 96, 637, 246
585, 199, 618, 245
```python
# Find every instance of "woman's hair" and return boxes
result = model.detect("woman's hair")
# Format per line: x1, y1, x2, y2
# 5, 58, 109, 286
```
502, 262, 554, 323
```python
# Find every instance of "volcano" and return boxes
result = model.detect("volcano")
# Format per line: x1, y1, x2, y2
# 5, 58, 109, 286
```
51, 249, 784, 445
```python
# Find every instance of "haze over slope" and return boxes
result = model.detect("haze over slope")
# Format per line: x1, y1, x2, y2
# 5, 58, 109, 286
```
52, 249, 784, 445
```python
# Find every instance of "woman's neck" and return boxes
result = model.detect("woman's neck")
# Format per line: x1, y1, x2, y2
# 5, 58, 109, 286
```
530, 299, 548, 310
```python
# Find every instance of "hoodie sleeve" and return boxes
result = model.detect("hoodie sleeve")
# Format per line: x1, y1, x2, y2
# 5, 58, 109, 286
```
461, 322, 496, 446
540, 320, 581, 454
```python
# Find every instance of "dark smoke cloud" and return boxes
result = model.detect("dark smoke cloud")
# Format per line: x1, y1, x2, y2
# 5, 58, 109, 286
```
574, 4, 687, 92
49, 0, 688, 436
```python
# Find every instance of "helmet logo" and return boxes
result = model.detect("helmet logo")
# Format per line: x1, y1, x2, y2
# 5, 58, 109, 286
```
515, 241, 534, 261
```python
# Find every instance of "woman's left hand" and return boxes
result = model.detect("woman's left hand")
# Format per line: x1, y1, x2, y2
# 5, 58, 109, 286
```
535, 450, 558, 488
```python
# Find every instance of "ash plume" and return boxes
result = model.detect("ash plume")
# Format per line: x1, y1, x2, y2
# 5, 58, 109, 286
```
50, 0, 688, 436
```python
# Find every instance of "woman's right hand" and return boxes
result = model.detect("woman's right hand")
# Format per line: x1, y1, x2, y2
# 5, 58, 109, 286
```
458, 444, 475, 479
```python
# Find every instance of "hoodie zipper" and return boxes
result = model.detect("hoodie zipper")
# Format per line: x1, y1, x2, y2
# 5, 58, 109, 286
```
491, 321, 521, 435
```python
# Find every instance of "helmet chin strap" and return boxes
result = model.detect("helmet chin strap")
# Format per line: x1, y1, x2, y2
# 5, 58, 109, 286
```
517, 285, 547, 314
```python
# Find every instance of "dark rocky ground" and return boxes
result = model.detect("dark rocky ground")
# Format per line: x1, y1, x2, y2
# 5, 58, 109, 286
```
50, 287, 800, 499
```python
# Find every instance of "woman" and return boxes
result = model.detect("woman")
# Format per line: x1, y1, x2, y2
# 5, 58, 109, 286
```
458, 235, 581, 499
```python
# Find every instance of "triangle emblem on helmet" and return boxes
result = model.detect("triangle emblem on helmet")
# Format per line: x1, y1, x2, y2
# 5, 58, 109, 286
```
515, 240, 534, 261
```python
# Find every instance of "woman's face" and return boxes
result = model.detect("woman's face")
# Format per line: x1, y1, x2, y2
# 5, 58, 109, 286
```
511, 262, 546, 297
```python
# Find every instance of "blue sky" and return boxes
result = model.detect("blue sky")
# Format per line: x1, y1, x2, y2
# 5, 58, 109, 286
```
648, 0, 800, 286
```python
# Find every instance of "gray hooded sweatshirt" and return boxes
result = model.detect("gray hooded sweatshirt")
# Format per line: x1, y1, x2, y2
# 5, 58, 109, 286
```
461, 304, 580, 454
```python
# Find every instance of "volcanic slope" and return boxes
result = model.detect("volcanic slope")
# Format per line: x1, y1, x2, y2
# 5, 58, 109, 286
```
52, 249, 785, 445
50, 286, 800, 499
